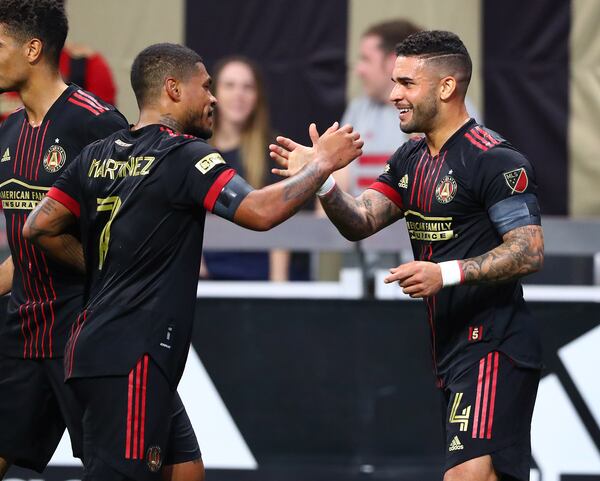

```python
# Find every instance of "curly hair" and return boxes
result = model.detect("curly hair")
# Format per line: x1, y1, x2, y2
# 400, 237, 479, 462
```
0, 0, 68, 67
395, 30, 472, 89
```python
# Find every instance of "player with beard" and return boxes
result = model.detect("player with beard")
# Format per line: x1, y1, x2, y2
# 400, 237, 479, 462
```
23, 43, 363, 481
270, 31, 543, 481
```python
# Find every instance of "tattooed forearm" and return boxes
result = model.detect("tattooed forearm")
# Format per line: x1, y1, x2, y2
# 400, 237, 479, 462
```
283, 163, 324, 201
320, 188, 403, 241
460, 225, 544, 284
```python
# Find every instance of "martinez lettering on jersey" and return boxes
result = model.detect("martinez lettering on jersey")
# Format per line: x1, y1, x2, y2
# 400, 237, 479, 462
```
88, 156, 156, 179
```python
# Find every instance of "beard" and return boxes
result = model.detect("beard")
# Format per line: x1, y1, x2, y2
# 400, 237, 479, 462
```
181, 107, 213, 139
400, 93, 439, 134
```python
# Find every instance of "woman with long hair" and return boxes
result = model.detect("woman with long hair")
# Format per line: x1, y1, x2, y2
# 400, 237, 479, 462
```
201, 56, 289, 280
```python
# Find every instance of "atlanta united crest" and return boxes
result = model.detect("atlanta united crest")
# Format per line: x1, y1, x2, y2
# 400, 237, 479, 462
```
435, 175, 457, 204
43, 145, 66, 173
146, 446, 162, 472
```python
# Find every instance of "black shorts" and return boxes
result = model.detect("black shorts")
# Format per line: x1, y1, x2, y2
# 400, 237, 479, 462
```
0, 356, 83, 472
441, 351, 540, 481
71, 354, 200, 481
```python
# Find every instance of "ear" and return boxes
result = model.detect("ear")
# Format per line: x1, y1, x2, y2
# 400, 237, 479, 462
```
439, 76, 457, 101
164, 77, 181, 102
24, 38, 43, 64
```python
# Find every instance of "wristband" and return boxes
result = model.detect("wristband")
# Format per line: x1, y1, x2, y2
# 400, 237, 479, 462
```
438, 260, 464, 287
317, 175, 336, 197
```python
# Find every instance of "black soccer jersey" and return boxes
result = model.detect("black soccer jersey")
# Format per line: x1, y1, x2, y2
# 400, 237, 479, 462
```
48, 124, 235, 387
371, 119, 542, 386
0, 85, 127, 359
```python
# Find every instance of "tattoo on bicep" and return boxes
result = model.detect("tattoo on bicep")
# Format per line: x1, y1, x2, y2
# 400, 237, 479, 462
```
460, 225, 544, 283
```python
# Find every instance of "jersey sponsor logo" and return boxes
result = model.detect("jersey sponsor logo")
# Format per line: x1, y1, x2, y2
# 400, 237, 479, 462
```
435, 175, 457, 204
195, 153, 225, 174
405, 210, 456, 242
503, 167, 528, 194
43, 144, 67, 173
88, 156, 156, 179
448, 435, 464, 451
398, 174, 409, 189
449, 392, 471, 432
1, 147, 10, 162
146, 446, 162, 472
468, 326, 483, 342
0, 178, 49, 210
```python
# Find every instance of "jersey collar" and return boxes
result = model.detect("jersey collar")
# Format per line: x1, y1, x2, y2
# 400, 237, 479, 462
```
23, 83, 79, 126
431, 117, 477, 155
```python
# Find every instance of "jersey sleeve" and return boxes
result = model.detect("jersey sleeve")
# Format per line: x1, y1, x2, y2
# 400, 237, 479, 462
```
474, 145, 541, 235
83, 109, 128, 145
169, 141, 235, 211
366, 145, 408, 210
47, 150, 86, 218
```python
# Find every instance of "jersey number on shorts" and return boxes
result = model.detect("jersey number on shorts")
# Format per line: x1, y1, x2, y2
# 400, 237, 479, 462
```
449, 392, 471, 432
96, 196, 122, 270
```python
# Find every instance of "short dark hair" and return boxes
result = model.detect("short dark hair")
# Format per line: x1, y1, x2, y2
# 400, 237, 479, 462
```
364, 19, 421, 55
396, 30, 472, 90
0, 0, 68, 67
130, 43, 203, 108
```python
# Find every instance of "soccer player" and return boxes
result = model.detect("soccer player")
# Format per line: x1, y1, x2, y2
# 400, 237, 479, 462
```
0, 0, 128, 477
23, 43, 362, 481
271, 31, 543, 481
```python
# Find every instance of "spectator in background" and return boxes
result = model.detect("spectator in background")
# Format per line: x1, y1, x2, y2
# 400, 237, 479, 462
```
0, 42, 117, 121
202, 56, 290, 281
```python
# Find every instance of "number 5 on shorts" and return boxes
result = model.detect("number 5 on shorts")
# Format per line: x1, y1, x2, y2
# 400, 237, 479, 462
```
97, 196, 122, 270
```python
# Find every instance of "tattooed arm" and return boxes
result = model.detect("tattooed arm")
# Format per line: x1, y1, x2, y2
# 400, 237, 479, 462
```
319, 188, 404, 241
384, 225, 544, 298
0, 256, 14, 295
22, 197, 85, 274
460, 225, 544, 283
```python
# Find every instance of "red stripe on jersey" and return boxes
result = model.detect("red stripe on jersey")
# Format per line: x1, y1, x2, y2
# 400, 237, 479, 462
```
22, 228, 43, 358
47, 187, 81, 218
17, 214, 36, 357
34, 121, 50, 181
358, 154, 389, 165
367, 181, 404, 209
422, 153, 442, 211
19, 124, 32, 177
410, 150, 427, 205
24, 125, 35, 180
28, 124, 41, 180
133, 359, 142, 459
68, 98, 101, 116
125, 368, 134, 459
479, 352, 494, 438
475, 126, 500, 145
416, 154, 432, 210
486, 352, 499, 439
13, 119, 26, 174
40, 251, 57, 357
159, 126, 177, 137
10, 216, 28, 357
472, 356, 486, 439
204, 168, 236, 212
74, 90, 108, 111
139, 355, 148, 459
464, 132, 488, 151
470, 129, 496, 149
427, 152, 447, 212
30, 245, 50, 357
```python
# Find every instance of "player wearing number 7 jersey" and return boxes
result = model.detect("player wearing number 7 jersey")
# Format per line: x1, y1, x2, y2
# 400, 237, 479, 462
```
23, 43, 363, 481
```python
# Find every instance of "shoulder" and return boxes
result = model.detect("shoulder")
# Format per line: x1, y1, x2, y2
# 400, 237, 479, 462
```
65, 88, 125, 125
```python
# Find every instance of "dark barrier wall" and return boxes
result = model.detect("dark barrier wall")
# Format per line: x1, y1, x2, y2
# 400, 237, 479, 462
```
7, 298, 599, 481
185, 0, 348, 146
483, 0, 570, 215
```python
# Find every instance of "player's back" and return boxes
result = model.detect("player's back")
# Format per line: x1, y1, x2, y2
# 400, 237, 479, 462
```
50, 124, 233, 385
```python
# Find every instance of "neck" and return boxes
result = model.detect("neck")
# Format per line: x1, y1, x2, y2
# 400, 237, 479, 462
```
134, 108, 183, 132
424, 105, 470, 156
213, 118, 242, 151
20, 68, 68, 126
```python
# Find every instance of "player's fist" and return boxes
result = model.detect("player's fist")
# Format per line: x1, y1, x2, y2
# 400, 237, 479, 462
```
384, 260, 443, 298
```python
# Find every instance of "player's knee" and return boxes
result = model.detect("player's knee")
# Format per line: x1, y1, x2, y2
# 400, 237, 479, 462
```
444, 456, 497, 481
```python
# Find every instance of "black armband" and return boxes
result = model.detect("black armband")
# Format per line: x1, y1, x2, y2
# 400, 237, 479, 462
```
212, 174, 253, 221
488, 193, 541, 236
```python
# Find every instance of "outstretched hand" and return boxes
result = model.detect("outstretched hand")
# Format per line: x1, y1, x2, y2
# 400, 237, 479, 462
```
269, 122, 363, 178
